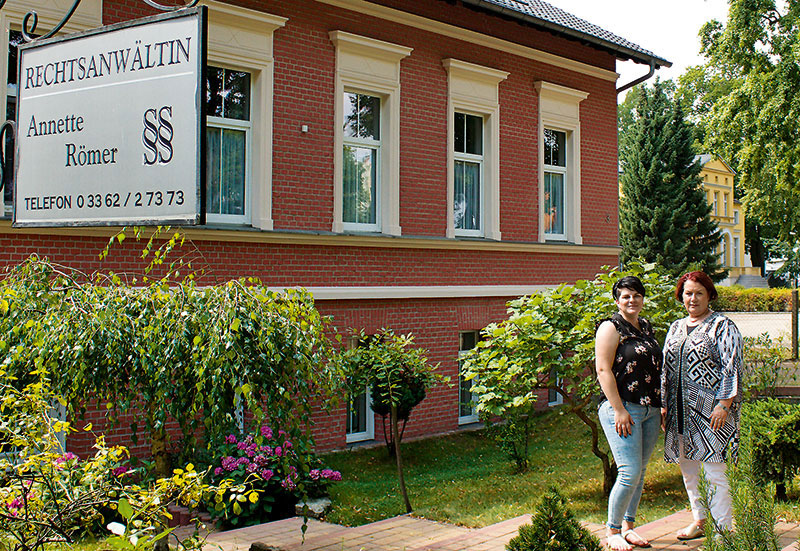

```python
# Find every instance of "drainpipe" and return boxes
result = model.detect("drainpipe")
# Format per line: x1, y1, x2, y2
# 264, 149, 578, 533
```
616, 59, 656, 95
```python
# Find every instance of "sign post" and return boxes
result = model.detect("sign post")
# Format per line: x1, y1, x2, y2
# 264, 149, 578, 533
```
14, 7, 206, 227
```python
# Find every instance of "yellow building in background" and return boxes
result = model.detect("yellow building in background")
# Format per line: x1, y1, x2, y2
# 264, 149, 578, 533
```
696, 154, 761, 284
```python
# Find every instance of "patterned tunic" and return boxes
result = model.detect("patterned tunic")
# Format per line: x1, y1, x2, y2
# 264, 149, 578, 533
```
661, 311, 743, 463
604, 313, 663, 407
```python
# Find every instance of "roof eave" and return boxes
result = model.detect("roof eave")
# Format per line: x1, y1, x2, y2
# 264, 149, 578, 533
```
459, 0, 672, 69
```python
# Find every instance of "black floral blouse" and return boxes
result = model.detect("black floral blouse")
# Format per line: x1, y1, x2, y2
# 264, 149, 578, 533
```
605, 313, 663, 408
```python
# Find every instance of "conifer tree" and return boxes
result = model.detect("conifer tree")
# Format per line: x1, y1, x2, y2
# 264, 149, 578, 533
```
619, 81, 724, 280
506, 487, 602, 551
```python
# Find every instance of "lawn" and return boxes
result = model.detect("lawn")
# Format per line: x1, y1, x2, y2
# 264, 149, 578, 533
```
323, 407, 687, 527
324, 407, 800, 528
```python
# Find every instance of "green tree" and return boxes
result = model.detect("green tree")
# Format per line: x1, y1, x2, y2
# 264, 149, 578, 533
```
0, 247, 339, 478
619, 80, 724, 280
506, 487, 602, 551
676, 57, 780, 274
462, 263, 683, 494
340, 329, 443, 513
699, 0, 800, 249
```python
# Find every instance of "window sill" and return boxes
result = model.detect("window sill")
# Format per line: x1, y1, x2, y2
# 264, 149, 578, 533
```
0, 221, 618, 256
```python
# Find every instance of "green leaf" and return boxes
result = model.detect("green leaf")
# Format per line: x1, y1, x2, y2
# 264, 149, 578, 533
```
118, 498, 134, 520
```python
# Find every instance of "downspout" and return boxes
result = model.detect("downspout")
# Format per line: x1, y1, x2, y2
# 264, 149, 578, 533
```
616, 59, 655, 94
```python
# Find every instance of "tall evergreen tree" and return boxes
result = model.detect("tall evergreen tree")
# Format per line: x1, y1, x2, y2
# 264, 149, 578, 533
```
619, 81, 724, 280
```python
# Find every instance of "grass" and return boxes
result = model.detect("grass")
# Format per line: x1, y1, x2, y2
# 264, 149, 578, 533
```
324, 407, 800, 528
323, 407, 687, 527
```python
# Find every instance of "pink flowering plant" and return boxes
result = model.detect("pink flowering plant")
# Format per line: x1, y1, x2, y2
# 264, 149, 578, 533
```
204, 425, 341, 528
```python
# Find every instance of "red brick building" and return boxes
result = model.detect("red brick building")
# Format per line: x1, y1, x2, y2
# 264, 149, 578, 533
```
1, 0, 668, 453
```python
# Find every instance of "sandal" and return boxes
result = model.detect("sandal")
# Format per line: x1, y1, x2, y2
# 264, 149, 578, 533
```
622, 529, 651, 548
606, 533, 633, 551
676, 522, 705, 541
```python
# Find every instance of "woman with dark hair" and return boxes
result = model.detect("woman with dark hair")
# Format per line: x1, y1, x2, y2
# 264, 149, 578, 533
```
661, 271, 743, 540
596, 275, 663, 551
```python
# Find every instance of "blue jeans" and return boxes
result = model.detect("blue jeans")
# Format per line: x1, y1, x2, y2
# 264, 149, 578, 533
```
598, 400, 661, 530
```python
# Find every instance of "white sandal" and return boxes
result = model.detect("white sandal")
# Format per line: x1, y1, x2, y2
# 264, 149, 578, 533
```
676, 522, 705, 540
622, 529, 651, 548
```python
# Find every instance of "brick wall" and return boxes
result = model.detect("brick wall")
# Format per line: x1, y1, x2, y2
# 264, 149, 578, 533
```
5, 0, 622, 457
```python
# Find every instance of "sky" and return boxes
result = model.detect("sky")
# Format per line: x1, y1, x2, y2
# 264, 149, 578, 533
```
546, 0, 730, 97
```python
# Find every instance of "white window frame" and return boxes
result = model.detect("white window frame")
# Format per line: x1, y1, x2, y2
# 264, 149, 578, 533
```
458, 330, 479, 425
341, 91, 383, 232
205, 74, 253, 225
733, 236, 740, 267
444, 59, 507, 240
331, 31, 410, 236
713, 192, 719, 215
723, 193, 729, 217
734, 210, 740, 225
535, 81, 588, 244
346, 385, 374, 443
548, 367, 563, 407
202, 1, 285, 230
453, 111, 485, 237
542, 128, 568, 240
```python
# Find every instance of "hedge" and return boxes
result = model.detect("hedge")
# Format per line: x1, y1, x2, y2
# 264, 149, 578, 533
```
715, 286, 793, 312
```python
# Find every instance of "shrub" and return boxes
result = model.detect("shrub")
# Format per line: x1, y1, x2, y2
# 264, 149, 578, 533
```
715, 286, 792, 312
742, 333, 788, 399
0, 366, 227, 551
698, 435, 781, 550
506, 487, 602, 551
203, 426, 341, 529
463, 262, 683, 491
741, 399, 800, 499
0, 255, 340, 477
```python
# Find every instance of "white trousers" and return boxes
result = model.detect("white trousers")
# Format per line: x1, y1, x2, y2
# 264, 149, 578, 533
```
679, 438, 732, 529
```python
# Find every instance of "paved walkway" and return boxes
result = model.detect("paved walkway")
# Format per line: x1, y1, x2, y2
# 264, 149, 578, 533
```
197, 509, 799, 551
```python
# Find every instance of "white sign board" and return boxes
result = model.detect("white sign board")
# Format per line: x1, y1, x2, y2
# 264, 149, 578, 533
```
14, 8, 206, 227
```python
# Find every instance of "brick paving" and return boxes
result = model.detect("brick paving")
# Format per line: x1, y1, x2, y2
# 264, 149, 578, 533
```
196, 509, 799, 551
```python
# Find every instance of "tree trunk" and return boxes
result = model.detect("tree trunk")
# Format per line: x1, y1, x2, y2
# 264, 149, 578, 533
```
571, 401, 617, 496
391, 403, 412, 513
150, 423, 170, 478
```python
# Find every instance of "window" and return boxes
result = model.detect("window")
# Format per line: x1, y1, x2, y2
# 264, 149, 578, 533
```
733, 237, 740, 267
453, 112, 483, 234
723, 193, 729, 217
344, 335, 374, 443
346, 388, 374, 443
204, 3, 286, 230
206, 66, 251, 223
734, 210, 740, 225
543, 129, 567, 238
458, 331, 479, 424
330, 31, 410, 236
444, 59, 507, 240
722, 234, 729, 266
535, 81, 588, 243
548, 367, 563, 406
342, 92, 381, 230
713, 192, 719, 215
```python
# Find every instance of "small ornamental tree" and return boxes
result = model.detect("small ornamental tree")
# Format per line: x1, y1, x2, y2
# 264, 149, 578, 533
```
506, 487, 602, 551
462, 263, 682, 493
0, 234, 339, 478
340, 329, 443, 513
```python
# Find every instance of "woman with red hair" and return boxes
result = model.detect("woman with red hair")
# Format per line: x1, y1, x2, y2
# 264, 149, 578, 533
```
661, 271, 743, 541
